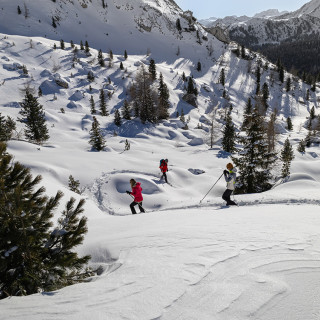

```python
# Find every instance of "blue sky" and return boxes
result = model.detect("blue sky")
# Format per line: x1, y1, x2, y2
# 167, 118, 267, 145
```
175, 0, 310, 19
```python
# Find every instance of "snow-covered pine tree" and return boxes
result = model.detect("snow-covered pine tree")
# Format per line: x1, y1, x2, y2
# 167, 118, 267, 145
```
0, 143, 91, 299
222, 106, 236, 153
98, 49, 105, 67
114, 109, 122, 127
121, 100, 131, 120
89, 116, 106, 151
99, 89, 108, 116
19, 91, 49, 145
157, 73, 170, 120
280, 138, 294, 178
232, 108, 277, 194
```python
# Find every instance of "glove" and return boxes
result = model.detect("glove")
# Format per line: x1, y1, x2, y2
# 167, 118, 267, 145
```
126, 191, 131, 194
223, 170, 228, 175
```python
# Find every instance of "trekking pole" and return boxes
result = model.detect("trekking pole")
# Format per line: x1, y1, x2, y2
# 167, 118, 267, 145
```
200, 172, 224, 204
128, 193, 146, 212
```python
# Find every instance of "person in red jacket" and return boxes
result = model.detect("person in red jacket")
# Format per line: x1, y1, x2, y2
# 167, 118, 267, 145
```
126, 179, 145, 214
159, 159, 168, 183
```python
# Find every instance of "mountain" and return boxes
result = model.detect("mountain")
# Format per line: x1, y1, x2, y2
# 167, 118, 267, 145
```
0, 0, 223, 60
201, 0, 320, 76
1, 0, 320, 318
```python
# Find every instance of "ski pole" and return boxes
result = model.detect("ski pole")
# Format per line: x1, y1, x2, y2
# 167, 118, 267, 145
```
200, 172, 224, 203
127, 193, 146, 212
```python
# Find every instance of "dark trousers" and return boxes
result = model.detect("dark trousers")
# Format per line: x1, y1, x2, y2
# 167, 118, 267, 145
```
130, 201, 145, 214
161, 172, 168, 183
222, 189, 237, 205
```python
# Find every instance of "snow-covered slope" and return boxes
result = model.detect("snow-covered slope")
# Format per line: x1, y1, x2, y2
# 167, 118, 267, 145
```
1, 0, 320, 318
0, 0, 217, 60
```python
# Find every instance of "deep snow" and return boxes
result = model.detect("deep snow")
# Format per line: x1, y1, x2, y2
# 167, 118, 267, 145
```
0, 4, 320, 318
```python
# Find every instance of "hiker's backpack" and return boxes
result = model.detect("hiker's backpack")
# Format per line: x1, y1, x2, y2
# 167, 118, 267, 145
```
160, 159, 165, 166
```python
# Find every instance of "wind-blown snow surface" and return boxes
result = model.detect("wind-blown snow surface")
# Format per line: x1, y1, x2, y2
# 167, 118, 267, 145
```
1, 31, 320, 319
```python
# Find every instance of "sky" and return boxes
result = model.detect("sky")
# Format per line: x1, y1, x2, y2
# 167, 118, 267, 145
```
175, 0, 311, 19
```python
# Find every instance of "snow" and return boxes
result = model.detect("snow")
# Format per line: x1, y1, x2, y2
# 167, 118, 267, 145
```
0, 1, 320, 318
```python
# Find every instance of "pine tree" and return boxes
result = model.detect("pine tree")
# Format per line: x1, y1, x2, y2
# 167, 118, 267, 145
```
98, 49, 105, 67
255, 66, 261, 94
182, 72, 186, 82
89, 95, 96, 114
222, 107, 236, 153
0, 114, 15, 141
180, 109, 185, 123
262, 82, 269, 106
124, 50, 128, 60
68, 175, 81, 194
99, 89, 108, 116
87, 71, 94, 82
0, 143, 91, 299
241, 45, 246, 59
149, 59, 156, 81
84, 41, 90, 54
89, 116, 106, 151
219, 68, 225, 86
297, 139, 306, 153
196, 61, 202, 72
70, 40, 74, 48
286, 77, 291, 92
232, 109, 277, 194
310, 105, 316, 120
80, 40, 84, 51
17, 5, 22, 14
176, 18, 182, 32
38, 87, 43, 97
60, 39, 65, 50
19, 91, 49, 144
267, 111, 277, 152
306, 89, 310, 101
157, 73, 170, 120
279, 65, 285, 83
114, 109, 122, 127
121, 100, 131, 120
129, 65, 156, 123
287, 117, 293, 131
280, 138, 294, 178
52, 17, 57, 28
124, 139, 130, 151
187, 77, 195, 94
120, 62, 124, 70
241, 98, 253, 130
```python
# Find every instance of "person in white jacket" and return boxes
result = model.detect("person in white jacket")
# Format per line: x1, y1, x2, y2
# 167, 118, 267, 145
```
222, 163, 237, 206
